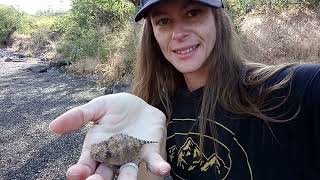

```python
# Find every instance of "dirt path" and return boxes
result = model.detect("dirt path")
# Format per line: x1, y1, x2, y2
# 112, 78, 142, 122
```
0, 49, 104, 180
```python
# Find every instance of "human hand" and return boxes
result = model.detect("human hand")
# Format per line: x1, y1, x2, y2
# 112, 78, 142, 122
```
49, 93, 171, 180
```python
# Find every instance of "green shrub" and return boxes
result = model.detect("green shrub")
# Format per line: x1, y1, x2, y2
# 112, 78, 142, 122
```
19, 15, 61, 35
55, 0, 135, 63
71, 0, 135, 30
0, 5, 22, 45
57, 28, 107, 62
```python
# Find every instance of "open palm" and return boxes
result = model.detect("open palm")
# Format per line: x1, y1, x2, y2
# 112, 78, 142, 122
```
49, 93, 170, 180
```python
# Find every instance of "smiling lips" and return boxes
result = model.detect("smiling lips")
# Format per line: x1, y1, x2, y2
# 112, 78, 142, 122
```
173, 44, 199, 55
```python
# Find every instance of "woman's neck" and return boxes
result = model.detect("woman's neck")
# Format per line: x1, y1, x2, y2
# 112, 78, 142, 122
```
183, 68, 209, 92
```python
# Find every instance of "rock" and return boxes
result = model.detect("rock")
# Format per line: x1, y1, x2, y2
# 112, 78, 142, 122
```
3, 57, 13, 62
49, 60, 70, 68
38, 67, 48, 73
112, 83, 130, 94
104, 83, 131, 95
47, 67, 65, 74
0, 49, 10, 58
12, 59, 27, 62
40, 58, 47, 62
1, 84, 9, 88
26, 65, 48, 73
104, 83, 114, 95
13, 53, 26, 58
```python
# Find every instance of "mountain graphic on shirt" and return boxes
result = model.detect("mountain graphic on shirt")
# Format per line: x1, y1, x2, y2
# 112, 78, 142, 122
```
176, 137, 229, 176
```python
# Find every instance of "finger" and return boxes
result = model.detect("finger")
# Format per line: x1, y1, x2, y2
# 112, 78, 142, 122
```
117, 163, 139, 180
95, 163, 114, 180
49, 107, 86, 134
66, 143, 98, 180
85, 174, 104, 180
144, 152, 171, 177
66, 164, 93, 180
49, 99, 105, 134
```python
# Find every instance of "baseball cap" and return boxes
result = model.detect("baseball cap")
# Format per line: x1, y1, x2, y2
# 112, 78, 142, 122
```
134, 0, 224, 22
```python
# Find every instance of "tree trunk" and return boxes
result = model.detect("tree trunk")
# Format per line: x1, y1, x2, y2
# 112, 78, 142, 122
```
4, 27, 17, 47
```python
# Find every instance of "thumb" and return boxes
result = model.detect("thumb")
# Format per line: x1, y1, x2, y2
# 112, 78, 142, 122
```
143, 152, 171, 177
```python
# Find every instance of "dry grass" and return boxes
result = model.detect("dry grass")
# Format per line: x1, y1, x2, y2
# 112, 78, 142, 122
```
10, 29, 60, 60
240, 7, 320, 64
96, 51, 124, 84
65, 57, 101, 76
96, 50, 133, 85
10, 33, 32, 54
95, 23, 137, 85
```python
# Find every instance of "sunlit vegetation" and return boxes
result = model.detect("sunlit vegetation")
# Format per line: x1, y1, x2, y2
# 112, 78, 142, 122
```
0, 0, 319, 83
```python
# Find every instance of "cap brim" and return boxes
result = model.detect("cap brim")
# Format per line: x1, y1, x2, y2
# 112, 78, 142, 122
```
134, 0, 224, 22
135, 0, 161, 22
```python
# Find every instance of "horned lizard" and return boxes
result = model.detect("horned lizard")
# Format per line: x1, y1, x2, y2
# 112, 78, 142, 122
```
90, 133, 157, 170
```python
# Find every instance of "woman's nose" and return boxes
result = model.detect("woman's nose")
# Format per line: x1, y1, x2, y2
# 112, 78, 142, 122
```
171, 23, 189, 41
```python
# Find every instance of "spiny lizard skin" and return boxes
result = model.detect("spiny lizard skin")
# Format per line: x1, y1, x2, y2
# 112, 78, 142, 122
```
90, 133, 157, 169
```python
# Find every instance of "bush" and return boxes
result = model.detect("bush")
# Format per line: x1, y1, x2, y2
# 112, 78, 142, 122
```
71, 0, 135, 30
57, 28, 107, 62
0, 5, 22, 46
97, 22, 138, 84
55, 0, 135, 63
19, 15, 61, 35
224, 0, 320, 21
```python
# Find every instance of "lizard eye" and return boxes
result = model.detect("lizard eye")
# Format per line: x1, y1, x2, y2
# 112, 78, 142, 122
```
105, 150, 111, 158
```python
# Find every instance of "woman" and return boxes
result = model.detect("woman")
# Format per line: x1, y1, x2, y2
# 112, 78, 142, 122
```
49, 0, 320, 179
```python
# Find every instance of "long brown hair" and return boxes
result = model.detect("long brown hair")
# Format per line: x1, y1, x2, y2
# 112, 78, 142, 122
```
132, 8, 296, 151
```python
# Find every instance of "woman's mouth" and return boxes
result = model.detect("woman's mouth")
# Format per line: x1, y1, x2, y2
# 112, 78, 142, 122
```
173, 44, 199, 55
172, 44, 200, 59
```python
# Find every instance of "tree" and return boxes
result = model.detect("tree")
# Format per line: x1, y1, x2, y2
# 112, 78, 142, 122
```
0, 5, 22, 46
71, 0, 134, 31
56, 0, 135, 62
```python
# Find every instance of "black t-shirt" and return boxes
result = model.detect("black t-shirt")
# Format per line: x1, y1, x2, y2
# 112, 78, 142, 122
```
166, 64, 320, 180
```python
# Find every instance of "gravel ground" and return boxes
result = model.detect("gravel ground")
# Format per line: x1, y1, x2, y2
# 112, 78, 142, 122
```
0, 49, 105, 180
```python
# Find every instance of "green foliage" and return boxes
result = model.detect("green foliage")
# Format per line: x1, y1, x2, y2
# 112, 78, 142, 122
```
0, 5, 22, 44
225, 0, 320, 20
105, 22, 137, 69
56, 0, 135, 62
19, 15, 61, 35
225, 0, 248, 19
71, 0, 135, 30
122, 26, 138, 74
57, 28, 107, 61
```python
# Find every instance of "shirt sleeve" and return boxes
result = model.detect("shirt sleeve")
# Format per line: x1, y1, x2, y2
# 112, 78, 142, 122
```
304, 65, 320, 131
298, 64, 320, 134
294, 64, 320, 173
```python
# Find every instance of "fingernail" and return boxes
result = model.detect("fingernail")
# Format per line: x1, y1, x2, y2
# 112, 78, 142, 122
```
67, 173, 80, 180
160, 168, 169, 176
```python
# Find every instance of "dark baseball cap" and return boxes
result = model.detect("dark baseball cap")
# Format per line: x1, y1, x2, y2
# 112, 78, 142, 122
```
134, 0, 224, 22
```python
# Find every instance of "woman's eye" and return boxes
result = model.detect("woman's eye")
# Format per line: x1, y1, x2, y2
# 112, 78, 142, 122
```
186, 9, 202, 17
157, 18, 170, 26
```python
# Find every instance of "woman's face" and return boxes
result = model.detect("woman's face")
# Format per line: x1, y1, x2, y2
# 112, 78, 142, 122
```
149, 0, 216, 76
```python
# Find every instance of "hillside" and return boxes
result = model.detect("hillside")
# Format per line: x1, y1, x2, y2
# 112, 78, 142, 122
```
240, 8, 320, 65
